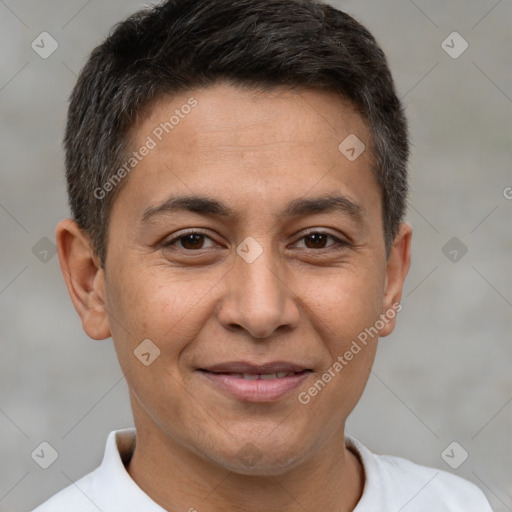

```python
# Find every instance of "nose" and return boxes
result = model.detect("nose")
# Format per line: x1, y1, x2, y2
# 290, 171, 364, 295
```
216, 244, 301, 339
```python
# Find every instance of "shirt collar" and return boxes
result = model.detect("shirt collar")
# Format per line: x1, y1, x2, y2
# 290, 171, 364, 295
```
95, 428, 167, 511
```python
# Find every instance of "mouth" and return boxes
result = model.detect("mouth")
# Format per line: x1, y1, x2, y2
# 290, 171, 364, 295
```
200, 370, 309, 380
198, 362, 312, 402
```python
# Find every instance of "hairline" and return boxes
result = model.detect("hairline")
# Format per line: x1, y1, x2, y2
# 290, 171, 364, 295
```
98, 81, 389, 267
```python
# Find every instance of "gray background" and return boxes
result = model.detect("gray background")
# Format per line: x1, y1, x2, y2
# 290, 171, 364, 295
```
1, 0, 511, 510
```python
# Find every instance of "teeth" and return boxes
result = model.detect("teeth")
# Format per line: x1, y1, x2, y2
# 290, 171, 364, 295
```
242, 373, 259, 380
239, 372, 296, 380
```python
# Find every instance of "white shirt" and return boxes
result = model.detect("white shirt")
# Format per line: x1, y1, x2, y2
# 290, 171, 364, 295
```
32, 428, 493, 512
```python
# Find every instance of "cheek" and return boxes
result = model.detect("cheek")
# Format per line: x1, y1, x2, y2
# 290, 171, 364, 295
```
105, 267, 218, 368
104, 271, 204, 424
306, 264, 385, 341
301, 265, 383, 403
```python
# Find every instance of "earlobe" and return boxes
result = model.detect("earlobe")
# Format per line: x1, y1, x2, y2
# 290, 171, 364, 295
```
56, 219, 111, 340
379, 222, 412, 337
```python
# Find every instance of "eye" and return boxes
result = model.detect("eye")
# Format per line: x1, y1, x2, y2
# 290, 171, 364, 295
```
293, 231, 348, 250
163, 230, 348, 252
164, 231, 218, 250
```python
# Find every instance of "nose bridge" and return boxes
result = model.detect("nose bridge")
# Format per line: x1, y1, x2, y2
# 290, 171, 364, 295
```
218, 236, 299, 338
240, 242, 283, 303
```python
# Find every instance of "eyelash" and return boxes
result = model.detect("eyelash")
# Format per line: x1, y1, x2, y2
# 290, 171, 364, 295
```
163, 229, 349, 252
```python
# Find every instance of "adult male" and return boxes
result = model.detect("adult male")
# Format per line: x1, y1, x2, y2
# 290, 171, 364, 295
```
33, 0, 493, 510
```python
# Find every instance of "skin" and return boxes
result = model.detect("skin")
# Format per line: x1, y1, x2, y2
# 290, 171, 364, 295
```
56, 83, 412, 512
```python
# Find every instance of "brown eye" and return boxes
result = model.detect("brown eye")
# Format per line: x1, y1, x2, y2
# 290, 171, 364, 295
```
179, 234, 206, 250
295, 231, 347, 250
304, 233, 329, 249
165, 231, 216, 250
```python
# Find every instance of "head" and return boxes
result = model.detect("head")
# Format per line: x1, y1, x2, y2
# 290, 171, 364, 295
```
57, 0, 412, 475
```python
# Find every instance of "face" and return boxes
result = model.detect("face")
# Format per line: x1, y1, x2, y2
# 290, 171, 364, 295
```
58, 83, 411, 475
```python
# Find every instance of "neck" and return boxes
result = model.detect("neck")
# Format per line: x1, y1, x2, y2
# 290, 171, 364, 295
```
126, 420, 364, 512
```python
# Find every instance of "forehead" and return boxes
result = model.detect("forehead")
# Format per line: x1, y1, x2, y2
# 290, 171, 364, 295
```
113, 83, 380, 228
137, 84, 370, 154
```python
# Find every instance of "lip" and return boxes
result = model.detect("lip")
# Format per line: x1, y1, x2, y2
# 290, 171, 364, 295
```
202, 361, 311, 374
198, 361, 312, 402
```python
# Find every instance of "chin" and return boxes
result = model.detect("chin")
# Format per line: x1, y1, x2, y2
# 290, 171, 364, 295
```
203, 436, 310, 477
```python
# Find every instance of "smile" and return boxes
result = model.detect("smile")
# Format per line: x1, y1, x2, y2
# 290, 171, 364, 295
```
213, 371, 302, 380
198, 368, 312, 402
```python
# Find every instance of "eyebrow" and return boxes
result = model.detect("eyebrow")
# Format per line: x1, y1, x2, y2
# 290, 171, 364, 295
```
140, 193, 365, 226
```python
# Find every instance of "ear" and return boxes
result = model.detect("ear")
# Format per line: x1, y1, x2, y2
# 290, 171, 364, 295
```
55, 219, 111, 340
379, 222, 412, 337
